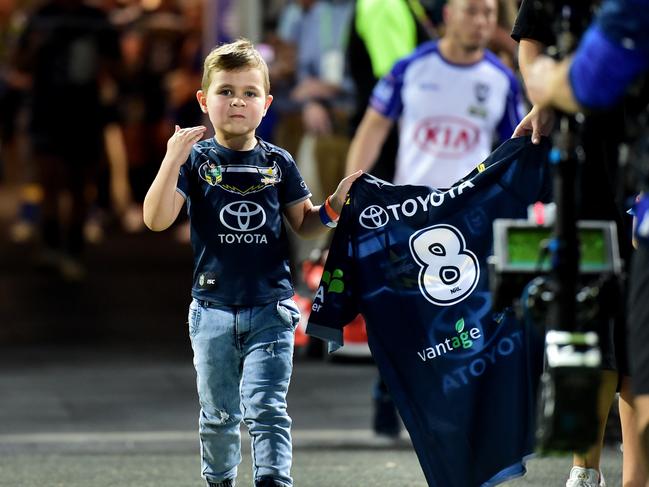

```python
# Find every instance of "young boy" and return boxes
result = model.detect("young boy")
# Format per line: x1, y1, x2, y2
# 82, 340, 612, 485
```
143, 39, 360, 487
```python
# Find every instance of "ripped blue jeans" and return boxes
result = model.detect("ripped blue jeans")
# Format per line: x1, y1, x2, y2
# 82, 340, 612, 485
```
188, 298, 300, 486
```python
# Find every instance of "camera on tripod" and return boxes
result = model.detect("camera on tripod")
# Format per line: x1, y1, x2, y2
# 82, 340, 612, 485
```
489, 218, 623, 313
488, 215, 623, 453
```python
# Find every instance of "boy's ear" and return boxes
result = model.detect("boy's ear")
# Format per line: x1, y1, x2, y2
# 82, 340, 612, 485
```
196, 90, 208, 113
263, 94, 273, 116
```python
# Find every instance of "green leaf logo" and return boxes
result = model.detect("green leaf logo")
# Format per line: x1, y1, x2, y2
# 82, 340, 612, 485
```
321, 271, 331, 285
455, 318, 465, 333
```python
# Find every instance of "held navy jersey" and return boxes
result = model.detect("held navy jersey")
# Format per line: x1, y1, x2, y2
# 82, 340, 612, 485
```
177, 137, 311, 306
307, 137, 551, 487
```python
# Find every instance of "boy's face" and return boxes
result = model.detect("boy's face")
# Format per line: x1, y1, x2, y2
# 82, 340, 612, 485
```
197, 67, 272, 142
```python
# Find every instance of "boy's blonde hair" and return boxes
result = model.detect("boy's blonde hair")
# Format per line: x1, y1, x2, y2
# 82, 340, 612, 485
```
201, 38, 270, 94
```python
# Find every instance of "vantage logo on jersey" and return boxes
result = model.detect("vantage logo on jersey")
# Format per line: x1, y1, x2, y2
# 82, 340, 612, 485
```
417, 317, 482, 362
307, 137, 551, 487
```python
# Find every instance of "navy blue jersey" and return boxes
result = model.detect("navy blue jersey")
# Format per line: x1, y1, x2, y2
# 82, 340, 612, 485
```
307, 136, 551, 487
177, 138, 311, 306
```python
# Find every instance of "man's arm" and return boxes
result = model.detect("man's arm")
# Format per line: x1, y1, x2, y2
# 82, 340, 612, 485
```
512, 38, 555, 143
526, 0, 649, 113
344, 107, 393, 175
525, 55, 578, 112
517, 38, 544, 82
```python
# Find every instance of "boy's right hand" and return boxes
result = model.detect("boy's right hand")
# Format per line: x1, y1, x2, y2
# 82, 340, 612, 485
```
166, 125, 207, 166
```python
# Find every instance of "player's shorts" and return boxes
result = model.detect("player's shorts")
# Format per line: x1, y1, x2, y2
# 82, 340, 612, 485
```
629, 244, 649, 394
597, 278, 629, 380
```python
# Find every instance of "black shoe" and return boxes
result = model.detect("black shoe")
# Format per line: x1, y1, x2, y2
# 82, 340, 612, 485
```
255, 477, 289, 487
207, 479, 235, 487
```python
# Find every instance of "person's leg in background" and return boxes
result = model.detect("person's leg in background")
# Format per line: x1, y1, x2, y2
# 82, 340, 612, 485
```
617, 249, 648, 487
566, 375, 649, 487
567, 370, 617, 487
629, 243, 649, 483
618, 377, 648, 487
634, 394, 649, 476
34, 150, 64, 267
372, 376, 401, 438
52, 138, 102, 281
569, 270, 649, 487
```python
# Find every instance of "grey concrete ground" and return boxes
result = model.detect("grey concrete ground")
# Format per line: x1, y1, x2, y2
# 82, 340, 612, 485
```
0, 347, 623, 487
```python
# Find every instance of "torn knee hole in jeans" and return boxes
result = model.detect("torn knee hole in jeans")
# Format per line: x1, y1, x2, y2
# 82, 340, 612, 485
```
265, 341, 276, 356
212, 409, 230, 424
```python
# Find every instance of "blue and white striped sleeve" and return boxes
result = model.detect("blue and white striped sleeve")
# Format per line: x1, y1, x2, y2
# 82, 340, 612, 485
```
369, 58, 408, 121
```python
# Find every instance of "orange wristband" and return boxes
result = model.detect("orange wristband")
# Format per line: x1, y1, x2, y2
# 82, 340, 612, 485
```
324, 196, 340, 221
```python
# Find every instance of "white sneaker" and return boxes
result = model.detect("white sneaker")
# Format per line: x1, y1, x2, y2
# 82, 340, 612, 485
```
566, 466, 606, 487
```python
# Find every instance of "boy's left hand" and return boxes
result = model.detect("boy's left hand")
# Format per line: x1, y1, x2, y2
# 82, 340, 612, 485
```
330, 170, 363, 214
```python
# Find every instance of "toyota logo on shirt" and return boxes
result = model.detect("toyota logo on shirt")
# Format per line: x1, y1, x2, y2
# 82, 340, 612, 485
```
220, 201, 266, 231
359, 205, 389, 229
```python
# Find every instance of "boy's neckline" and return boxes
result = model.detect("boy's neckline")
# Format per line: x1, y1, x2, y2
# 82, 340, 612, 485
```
213, 134, 259, 152
209, 137, 262, 159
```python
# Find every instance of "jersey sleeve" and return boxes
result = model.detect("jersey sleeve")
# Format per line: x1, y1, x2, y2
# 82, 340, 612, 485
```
306, 196, 360, 352
176, 155, 192, 200
510, 0, 555, 46
369, 57, 408, 121
570, 0, 649, 110
277, 149, 312, 207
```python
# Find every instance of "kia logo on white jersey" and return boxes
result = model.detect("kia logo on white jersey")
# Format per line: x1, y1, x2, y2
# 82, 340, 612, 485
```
359, 205, 389, 229
414, 116, 480, 158
220, 201, 266, 231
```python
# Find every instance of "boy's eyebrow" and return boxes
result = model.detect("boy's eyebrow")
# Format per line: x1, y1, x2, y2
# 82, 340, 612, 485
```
214, 83, 262, 91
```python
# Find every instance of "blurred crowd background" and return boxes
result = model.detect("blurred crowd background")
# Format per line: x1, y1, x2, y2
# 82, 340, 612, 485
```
0, 0, 530, 346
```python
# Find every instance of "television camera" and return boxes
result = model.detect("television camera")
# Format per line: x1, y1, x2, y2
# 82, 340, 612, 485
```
489, 0, 627, 454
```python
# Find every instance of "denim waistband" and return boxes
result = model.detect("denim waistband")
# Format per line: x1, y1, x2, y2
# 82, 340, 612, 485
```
197, 299, 223, 309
